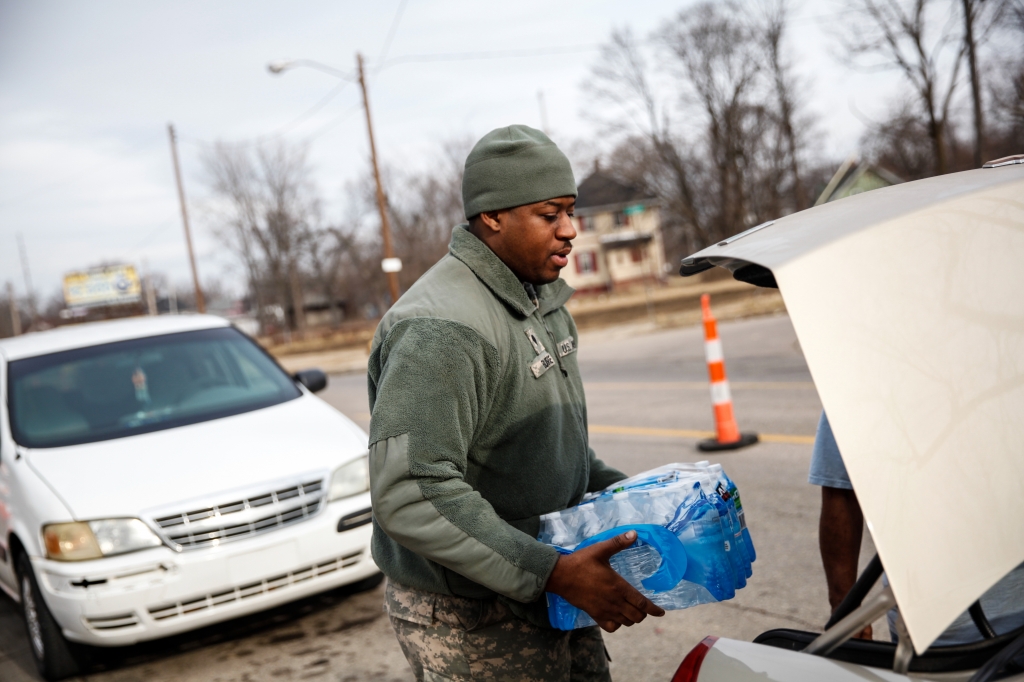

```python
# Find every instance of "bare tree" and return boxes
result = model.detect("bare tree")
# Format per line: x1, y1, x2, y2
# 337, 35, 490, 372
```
305, 227, 348, 328
962, 0, 986, 166
662, 4, 770, 238
389, 136, 471, 288
588, 28, 706, 253
202, 141, 320, 334
762, 0, 810, 210
987, 0, 1024, 151
842, 0, 967, 175
862, 99, 938, 179
346, 136, 471, 297
585, 2, 819, 258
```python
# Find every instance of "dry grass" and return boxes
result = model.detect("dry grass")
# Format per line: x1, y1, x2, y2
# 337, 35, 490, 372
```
568, 276, 784, 330
267, 274, 784, 374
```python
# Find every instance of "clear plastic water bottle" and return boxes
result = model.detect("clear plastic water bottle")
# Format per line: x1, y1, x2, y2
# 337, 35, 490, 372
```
708, 465, 753, 578
609, 543, 662, 587
707, 491, 747, 589
718, 468, 756, 563
644, 489, 679, 526
669, 496, 736, 602
596, 492, 644, 532
549, 513, 573, 548
577, 501, 604, 540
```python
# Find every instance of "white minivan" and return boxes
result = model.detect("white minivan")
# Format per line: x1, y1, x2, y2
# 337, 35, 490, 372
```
0, 314, 380, 680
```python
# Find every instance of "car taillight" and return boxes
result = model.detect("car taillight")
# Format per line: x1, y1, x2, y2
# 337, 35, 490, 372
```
670, 636, 719, 682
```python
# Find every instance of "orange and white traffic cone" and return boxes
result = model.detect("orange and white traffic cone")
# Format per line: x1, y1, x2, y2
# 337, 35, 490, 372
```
698, 294, 758, 452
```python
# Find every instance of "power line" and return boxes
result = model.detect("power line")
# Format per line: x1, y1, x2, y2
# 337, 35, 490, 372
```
301, 102, 364, 143
128, 220, 175, 255
2, 39, 602, 203
180, 79, 352, 150
194, 41, 598, 150
377, 43, 601, 69
376, 0, 410, 68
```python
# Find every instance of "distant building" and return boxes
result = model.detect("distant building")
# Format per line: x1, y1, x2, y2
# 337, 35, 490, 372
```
561, 170, 665, 294
815, 157, 903, 205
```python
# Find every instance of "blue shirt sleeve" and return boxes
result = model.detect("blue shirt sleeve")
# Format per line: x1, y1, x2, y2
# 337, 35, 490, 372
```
808, 411, 853, 490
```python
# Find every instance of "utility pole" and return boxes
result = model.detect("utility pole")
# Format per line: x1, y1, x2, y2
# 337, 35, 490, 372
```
6, 282, 21, 336
16, 233, 36, 327
962, 0, 985, 168
167, 124, 206, 313
356, 53, 401, 306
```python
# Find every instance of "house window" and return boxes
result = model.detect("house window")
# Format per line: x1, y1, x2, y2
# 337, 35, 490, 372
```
576, 216, 588, 232
630, 247, 644, 263
614, 212, 629, 228
575, 251, 598, 274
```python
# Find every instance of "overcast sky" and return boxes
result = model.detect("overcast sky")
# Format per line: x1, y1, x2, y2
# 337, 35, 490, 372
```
0, 0, 905, 303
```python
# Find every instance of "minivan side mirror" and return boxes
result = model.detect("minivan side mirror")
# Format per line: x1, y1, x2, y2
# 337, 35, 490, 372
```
293, 369, 328, 394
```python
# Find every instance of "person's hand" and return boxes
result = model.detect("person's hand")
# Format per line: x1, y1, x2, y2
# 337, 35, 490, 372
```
545, 530, 666, 633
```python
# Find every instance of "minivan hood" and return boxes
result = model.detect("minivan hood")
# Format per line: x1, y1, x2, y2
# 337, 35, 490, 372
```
26, 395, 368, 521
680, 164, 1024, 653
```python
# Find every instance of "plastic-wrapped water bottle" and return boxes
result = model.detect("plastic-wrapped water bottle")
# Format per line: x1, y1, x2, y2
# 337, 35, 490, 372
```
643, 489, 680, 526
597, 492, 644, 531
577, 501, 604, 540
706, 490, 747, 589
715, 466, 756, 563
539, 462, 754, 629
609, 543, 662, 587
668, 495, 736, 602
707, 464, 754, 576
547, 513, 573, 548
548, 523, 691, 630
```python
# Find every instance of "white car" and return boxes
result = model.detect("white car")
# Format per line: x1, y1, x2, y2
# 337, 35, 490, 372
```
671, 157, 1024, 681
0, 314, 379, 680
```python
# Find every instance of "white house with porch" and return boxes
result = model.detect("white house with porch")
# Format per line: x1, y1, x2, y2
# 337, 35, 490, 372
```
561, 170, 665, 294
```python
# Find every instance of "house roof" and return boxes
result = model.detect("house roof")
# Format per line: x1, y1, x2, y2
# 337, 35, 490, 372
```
575, 170, 654, 211
814, 157, 904, 206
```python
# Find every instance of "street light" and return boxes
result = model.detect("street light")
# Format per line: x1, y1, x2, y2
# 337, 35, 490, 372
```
268, 56, 402, 306
267, 59, 353, 81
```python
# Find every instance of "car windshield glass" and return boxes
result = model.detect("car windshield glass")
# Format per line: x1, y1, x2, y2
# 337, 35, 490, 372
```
7, 327, 301, 448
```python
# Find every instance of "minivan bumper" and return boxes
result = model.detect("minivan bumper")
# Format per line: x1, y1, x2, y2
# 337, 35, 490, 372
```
30, 492, 378, 647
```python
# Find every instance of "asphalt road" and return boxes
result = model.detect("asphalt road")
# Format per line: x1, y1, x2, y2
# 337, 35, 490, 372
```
0, 312, 883, 681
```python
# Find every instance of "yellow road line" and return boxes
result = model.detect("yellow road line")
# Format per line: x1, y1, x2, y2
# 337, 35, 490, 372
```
759, 433, 816, 445
590, 424, 814, 445
585, 381, 816, 391
590, 424, 714, 439
356, 414, 815, 445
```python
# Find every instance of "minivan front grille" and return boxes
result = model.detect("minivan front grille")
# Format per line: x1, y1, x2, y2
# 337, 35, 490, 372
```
146, 551, 364, 622
152, 479, 325, 550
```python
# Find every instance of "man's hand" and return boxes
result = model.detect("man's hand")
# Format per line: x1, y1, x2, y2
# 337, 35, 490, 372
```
545, 530, 666, 633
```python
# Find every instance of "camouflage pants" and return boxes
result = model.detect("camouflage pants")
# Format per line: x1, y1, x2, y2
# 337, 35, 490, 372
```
385, 580, 612, 682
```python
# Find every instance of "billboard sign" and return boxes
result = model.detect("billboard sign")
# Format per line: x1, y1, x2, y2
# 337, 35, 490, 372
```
63, 265, 142, 308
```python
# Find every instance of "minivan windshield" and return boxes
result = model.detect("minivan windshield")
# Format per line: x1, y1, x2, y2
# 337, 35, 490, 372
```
8, 327, 301, 448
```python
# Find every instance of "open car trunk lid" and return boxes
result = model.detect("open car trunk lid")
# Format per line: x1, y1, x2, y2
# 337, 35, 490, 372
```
680, 164, 1024, 653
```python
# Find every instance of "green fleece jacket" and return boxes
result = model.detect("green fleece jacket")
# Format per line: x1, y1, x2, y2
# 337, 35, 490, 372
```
367, 225, 625, 624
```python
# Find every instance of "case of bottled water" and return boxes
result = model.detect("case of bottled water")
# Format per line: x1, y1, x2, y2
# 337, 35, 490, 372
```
539, 462, 755, 630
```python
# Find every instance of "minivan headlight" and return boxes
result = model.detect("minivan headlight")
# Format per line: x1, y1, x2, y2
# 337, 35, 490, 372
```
43, 519, 162, 561
329, 455, 370, 501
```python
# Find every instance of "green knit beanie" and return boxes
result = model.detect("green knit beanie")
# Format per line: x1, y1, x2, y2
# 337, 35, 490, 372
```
462, 125, 577, 219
